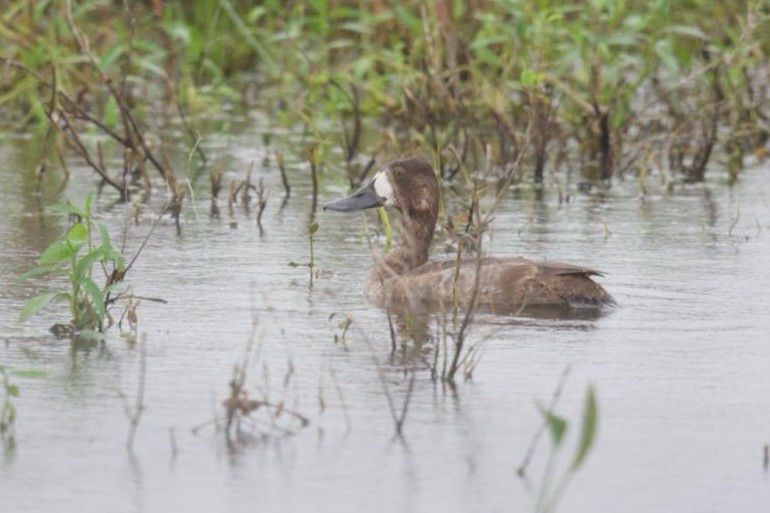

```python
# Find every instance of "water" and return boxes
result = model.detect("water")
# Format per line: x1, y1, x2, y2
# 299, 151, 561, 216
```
1, 116, 769, 513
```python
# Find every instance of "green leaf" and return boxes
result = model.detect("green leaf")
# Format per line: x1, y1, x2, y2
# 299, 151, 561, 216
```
103, 96, 119, 128
8, 369, 49, 378
47, 203, 86, 218
97, 223, 112, 249
547, 12, 564, 23
17, 263, 60, 282
39, 240, 73, 264
538, 404, 568, 446
521, 68, 538, 88
81, 278, 106, 322
66, 223, 88, 249
19, 292, 58, 322
309, 222, 319, 235
98, 46, 124, 70
73, 248, 107, 283
571, 385, 598, 470
666, 24, 708, 41
84, 193, 93, 217
7, 384, 19, 397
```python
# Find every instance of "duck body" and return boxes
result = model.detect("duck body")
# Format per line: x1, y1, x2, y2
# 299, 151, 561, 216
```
365, 257, 612, 314
324, 158, 614, 315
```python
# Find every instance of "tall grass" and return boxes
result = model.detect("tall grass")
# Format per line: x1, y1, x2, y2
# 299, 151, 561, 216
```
1, 0, 768, 191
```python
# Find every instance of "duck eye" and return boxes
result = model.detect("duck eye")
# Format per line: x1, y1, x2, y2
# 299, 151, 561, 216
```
393, 167, 405, 178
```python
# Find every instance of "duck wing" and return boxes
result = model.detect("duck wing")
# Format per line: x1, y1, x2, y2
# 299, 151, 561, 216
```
393, 257, 612, 312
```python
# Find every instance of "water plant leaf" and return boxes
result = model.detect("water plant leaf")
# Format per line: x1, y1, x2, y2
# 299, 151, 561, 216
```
538, 404, 568, 447
97, 223, 112, 249
6, 384, 19, 397
309, 222, 319, 235
8, 369, 49, 378
547, 12, 564, 23
66, 223, 88, 246
17, 263, 59, 282
19, 292, 58, 323
47, 203, 86, 218
84, 193, 93, 217
73, 248, 107, 283
39, 240, 73, 264
98, 46, 124, 70
666, 24, 708, 41
81, 277, 106, 322
521, 69, 539, 88
571, 385, 598, 470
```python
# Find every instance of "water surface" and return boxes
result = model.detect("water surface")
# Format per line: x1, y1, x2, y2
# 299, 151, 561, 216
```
1, 117, 769, 513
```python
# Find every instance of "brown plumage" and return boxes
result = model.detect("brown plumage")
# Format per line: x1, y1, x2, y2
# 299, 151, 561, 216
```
324, 158, 614, 315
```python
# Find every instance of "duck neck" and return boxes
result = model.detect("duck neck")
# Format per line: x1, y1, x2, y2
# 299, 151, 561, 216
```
376, 210, 436, 278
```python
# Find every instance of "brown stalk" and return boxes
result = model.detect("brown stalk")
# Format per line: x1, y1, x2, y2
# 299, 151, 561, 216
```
274, 151, 291, 206
256, 177, 268, 232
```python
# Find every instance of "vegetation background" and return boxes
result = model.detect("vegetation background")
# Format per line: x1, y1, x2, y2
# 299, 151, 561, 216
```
2, 0, 767, 193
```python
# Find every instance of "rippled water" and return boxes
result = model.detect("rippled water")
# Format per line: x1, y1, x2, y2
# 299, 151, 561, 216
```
1, 115, 769, 513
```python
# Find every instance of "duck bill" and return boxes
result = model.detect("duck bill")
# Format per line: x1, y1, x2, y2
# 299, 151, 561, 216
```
323, 180, 383, 212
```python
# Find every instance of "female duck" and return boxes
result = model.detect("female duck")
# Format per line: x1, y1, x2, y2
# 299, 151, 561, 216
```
324, 158, 613, 314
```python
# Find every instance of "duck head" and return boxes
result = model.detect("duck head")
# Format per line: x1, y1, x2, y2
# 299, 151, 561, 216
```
323, 158, 439, 221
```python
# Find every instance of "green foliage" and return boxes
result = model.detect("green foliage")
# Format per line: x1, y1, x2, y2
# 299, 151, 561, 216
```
18, 194, 125, 333
1, 0, 768, 183
1, 365, 49, 445
536, 385, 599, 513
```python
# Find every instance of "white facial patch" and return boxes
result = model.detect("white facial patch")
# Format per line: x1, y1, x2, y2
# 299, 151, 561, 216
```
372, 171, 395, 207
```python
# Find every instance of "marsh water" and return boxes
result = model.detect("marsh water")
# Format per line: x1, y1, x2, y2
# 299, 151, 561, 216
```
1, 112, 770, 513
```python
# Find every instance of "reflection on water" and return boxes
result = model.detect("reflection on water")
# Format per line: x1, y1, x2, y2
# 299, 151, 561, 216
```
2, 119, 770, 513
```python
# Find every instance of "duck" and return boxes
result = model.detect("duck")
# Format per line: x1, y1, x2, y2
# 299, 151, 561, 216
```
323, 157, 614, 315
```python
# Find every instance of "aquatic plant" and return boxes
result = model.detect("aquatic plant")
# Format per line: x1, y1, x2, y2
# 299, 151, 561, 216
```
0, 366, 19, 446
288, 221, 320, 289
534, 385, 599, 513
0, 366, 48, 448
329, 312, 354, 346
191, 310, 310, 444
18, 194, 126, 335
